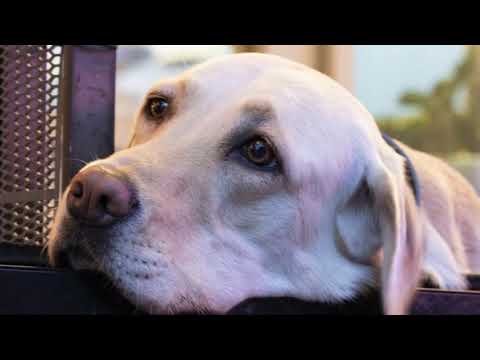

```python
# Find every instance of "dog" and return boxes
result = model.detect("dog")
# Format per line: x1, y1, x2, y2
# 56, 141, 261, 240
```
48, 53, 480, 315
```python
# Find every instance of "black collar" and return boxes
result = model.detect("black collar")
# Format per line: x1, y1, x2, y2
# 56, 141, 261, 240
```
382, 133, 421, 206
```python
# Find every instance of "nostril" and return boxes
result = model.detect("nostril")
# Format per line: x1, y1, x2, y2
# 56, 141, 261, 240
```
98, 194, 110, 210
71, 181, 84, 199
130, 196, 140, 210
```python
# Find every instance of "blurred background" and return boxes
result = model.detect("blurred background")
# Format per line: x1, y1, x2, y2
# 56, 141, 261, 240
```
116, 45, 480, 193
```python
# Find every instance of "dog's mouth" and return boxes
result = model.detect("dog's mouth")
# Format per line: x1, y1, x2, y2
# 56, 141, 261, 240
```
52, 246, 384, 315
81, 270, 145, 314
55, 242, 385, 315
71, 267, 385, 315
52, 226, 385, 315
69, 269, 206, 315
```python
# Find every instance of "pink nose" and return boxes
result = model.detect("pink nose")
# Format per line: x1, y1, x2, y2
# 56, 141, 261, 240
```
67, 166, 138, 226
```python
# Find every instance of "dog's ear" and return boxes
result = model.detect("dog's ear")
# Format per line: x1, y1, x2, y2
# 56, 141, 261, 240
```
336, 154, 423, 315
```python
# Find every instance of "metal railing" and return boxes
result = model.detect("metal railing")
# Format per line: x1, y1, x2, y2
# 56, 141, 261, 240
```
0, 45, 117, 265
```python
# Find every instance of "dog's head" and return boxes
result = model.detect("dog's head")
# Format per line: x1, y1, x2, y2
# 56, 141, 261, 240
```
48, 53, 423, 315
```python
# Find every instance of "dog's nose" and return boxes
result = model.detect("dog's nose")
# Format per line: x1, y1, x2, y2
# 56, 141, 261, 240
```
67, 166, 137, 226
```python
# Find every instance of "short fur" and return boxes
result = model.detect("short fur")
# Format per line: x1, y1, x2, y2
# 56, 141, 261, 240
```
48, 53, 480, 315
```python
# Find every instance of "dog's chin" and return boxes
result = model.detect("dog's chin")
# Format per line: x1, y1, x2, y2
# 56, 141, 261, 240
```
50, 221, 285, 316
56, 247, 370, 315
62, 253, 213, 315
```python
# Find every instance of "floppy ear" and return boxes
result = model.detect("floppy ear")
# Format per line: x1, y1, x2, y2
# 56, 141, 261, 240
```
336, 154, 423, 315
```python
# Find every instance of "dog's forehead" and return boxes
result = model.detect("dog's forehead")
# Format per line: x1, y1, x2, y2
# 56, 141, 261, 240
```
188, 53, 307, 81
145, 53, 365, 115
183, 53, 370, 118
174, 53, 314, 100
143, 53, 378, 151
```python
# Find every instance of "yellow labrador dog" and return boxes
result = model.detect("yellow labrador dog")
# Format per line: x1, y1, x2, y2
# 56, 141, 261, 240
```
48, 53, 480, 315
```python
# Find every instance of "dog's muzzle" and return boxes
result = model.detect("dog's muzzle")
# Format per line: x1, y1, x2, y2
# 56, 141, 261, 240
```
51, 165, 140, 268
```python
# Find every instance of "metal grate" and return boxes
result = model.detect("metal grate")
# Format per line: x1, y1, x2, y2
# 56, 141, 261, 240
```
0, 45, 63, 248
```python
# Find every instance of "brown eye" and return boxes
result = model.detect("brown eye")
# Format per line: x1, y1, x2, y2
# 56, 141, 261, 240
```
243, 137, 276, 167
147, 97, 169, 119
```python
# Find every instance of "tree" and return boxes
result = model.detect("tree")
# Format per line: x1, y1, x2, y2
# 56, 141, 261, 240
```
378, 46, 480, 158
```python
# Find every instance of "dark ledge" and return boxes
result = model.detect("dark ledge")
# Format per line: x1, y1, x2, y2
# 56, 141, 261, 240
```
0, 265, 137, 315
0, 265, 479, 315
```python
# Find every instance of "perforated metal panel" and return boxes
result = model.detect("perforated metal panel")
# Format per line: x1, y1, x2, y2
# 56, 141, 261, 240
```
0, 45, 63, 248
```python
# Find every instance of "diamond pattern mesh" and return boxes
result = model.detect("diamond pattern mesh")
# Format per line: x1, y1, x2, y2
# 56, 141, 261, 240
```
0, 45, 63, 247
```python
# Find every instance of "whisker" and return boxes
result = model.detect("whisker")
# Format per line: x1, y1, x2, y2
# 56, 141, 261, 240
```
68, 158, 89, 166
89, 152, 100, 162
40, 241, 49, 256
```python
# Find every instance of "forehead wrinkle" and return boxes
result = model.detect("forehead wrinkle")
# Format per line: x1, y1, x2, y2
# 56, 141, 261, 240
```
220, 102, 276, 149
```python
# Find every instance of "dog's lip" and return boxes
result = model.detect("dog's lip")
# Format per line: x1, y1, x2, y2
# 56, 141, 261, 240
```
76, 269, 147, 314
53, 243, 96, 270
50, 245, 143, 314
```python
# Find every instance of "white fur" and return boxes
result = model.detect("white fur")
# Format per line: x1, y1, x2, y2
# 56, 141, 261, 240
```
48, 53, 480, 315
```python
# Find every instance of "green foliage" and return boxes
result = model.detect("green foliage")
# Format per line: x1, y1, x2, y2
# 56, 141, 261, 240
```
377, 46, 480, 157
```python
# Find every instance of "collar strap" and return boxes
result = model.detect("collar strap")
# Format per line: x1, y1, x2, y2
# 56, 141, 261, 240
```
382, 133, 421, 206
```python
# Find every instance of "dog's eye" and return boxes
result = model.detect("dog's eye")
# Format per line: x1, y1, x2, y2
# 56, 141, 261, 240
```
242, 137, 277, 168
147, 97, 170, 119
